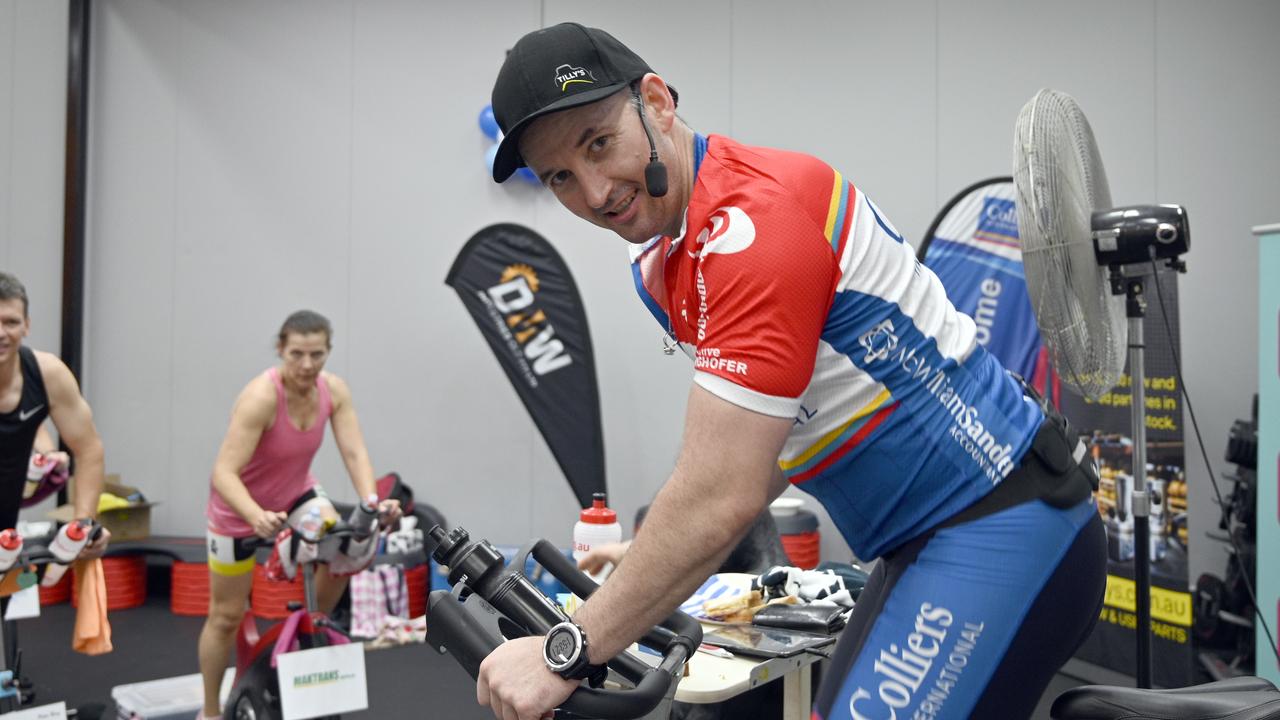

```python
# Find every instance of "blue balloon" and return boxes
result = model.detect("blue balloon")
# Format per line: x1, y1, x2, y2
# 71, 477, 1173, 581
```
478, 105, 499, 140
516, 166, 539, 184
485, 143, 498, 174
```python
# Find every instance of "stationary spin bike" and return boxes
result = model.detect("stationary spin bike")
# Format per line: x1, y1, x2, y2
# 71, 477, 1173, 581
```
424, 523, 1280, 720
0, 521, 107, 718
425, 524, 703, 720
222, 505, 381, 720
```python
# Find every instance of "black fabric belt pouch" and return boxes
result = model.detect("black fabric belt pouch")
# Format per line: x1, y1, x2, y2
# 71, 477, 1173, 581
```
1027, 410, 1099, 509
940, 376, 1101, 531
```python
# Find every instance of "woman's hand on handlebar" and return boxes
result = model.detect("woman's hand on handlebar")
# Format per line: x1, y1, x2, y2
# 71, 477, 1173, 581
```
477, 635, 576, 720
251, 509, 288, 539
376, 498, 402, 528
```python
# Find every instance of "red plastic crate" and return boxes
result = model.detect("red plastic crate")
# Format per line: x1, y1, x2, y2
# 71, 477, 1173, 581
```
170, 561, 210, 616
38, 571, 72, 605
780, 531, 821, 570
72, 555, 146, 610
406, 564, 428, 619
250, 564, 304, 620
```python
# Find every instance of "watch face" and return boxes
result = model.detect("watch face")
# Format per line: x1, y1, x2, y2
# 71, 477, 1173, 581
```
546, 626, 580, 668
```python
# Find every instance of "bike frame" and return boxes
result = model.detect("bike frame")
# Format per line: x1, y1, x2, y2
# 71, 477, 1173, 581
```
225, 525, 370, 720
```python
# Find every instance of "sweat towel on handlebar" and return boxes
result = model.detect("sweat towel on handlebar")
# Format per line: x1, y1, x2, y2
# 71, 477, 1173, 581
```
73, 558, 112, 655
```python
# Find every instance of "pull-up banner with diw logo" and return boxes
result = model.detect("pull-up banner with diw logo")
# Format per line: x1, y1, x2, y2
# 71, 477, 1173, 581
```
446, 223, 606, 509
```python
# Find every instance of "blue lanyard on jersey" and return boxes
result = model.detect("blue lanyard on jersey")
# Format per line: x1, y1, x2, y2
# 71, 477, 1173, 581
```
693, 133, 708, 178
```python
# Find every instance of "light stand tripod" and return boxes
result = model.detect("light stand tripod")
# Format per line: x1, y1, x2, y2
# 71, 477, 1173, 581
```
1095, 204, 1191, 690
1115, 270, 1154, 688
1105, 256, 1187, 689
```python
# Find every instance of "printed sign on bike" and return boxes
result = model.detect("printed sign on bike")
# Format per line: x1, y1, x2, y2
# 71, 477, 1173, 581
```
4, 702, 67, 720
277, 642, 368, 720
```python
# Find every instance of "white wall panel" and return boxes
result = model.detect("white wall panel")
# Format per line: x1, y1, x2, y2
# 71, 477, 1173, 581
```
1156, 0, 1280, 588
0, 0, 66, 355
937, 1, 1157, 208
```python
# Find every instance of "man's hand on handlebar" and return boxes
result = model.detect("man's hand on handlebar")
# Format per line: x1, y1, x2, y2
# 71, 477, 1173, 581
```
477, 635, 577, 720
78, 524, 111, 560
40, 450, 71, 474
252, 509, 288, 539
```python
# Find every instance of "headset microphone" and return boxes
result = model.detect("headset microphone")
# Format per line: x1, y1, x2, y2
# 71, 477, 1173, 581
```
634, 89, 668, 197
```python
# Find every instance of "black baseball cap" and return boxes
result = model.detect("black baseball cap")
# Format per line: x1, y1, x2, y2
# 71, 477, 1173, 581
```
490, 22, 677, 183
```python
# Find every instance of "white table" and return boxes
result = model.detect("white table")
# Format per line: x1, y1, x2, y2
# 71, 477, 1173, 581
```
675, 636, 824, 720
668, 571, 832, 719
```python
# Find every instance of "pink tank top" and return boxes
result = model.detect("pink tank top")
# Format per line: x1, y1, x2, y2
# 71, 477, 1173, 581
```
206, 368, 333, 536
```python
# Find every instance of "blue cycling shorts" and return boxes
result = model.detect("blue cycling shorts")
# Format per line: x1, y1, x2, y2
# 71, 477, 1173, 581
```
814, 489, 1106, 719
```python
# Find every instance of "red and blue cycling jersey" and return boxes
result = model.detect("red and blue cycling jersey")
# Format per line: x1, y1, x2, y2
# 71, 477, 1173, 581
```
630, 135, 1046, 560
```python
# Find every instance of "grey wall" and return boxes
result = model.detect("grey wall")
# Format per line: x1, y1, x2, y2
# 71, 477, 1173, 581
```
0, 0, 65, 354
75, 0, 1279, 582
3, 0, 67, 524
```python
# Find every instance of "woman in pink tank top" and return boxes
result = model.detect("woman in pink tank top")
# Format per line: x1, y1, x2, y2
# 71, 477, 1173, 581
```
196, 310, 401, 720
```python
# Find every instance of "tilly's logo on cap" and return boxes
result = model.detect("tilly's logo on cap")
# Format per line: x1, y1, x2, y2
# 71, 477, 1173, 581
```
554, 64, 595, 92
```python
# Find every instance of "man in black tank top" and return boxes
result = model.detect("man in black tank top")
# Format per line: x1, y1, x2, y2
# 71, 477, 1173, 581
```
0, 273, 109, 555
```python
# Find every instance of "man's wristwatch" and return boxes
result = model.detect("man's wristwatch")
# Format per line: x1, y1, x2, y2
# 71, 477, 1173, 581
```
543, 621, 606, 684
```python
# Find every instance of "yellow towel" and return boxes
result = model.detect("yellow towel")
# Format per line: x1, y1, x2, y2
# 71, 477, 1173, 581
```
72, 559, 113, 655
96, 493, 131, 513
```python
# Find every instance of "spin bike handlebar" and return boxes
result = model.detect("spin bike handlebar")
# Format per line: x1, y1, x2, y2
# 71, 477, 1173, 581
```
241, 519, 375, 549
0, 521, 105, 574
425, 525, 702, 720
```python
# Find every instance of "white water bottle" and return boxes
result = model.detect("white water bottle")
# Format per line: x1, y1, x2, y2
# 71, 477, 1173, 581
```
573, 492, 622, 584
27, 453, 51, 482
42, 519, 91, 587
0, 529, 23, 573
298, 506, 326, 542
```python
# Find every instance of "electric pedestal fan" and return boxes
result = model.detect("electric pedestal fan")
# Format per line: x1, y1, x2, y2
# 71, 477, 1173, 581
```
1013, 88, 1188, 687
1013, 89, 1280, 719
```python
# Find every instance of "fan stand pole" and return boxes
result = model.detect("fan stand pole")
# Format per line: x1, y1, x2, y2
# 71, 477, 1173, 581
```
1125, 275, 1154, 689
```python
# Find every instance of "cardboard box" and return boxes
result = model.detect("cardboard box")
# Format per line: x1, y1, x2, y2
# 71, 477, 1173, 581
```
47, 474, 157, 542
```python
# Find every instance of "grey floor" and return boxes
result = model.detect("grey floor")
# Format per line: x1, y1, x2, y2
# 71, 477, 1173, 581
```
8, 572, 491, 719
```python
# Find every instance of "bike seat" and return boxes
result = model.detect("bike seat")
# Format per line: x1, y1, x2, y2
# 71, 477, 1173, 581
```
1051, 676, 1280, 720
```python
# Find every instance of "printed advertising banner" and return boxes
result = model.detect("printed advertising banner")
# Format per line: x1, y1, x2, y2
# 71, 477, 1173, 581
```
922, 182, 1191, 685
446, 223, 606, 509
919, 178, 1055, 401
